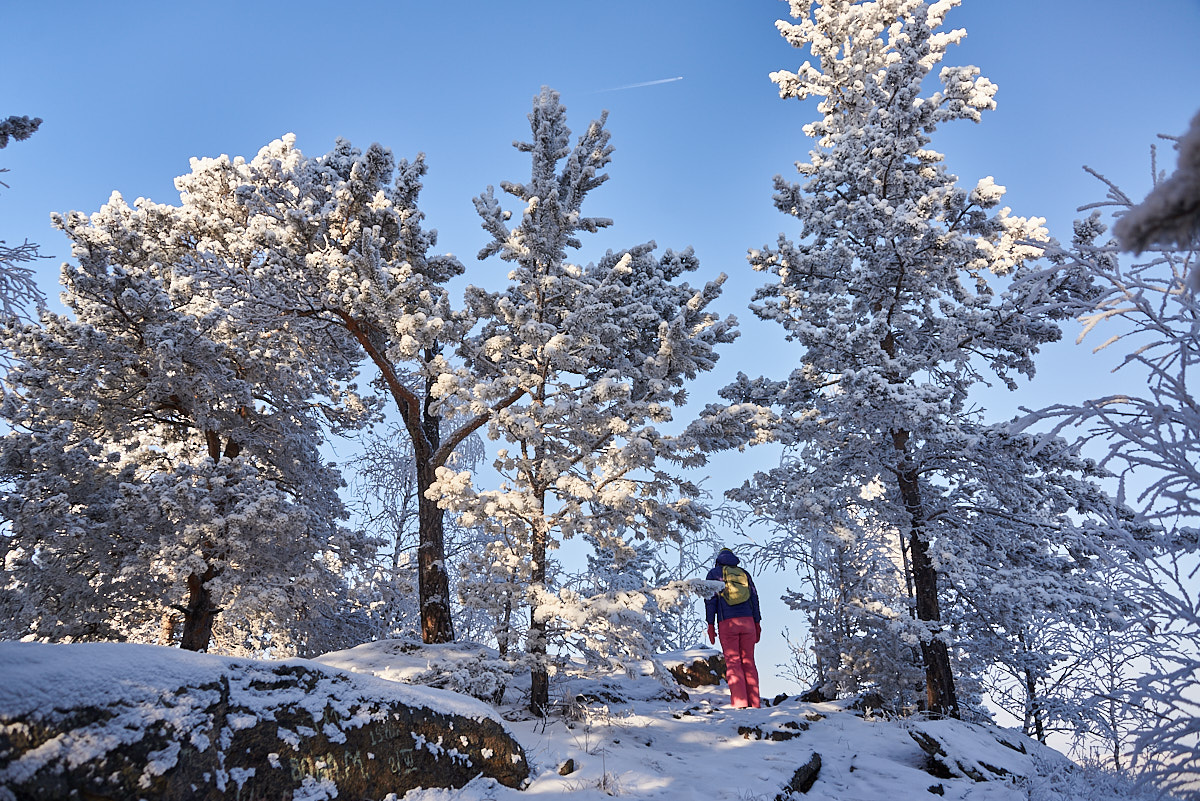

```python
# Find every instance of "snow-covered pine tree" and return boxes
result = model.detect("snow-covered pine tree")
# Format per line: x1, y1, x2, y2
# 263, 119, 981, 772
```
0, 186, 369, 654
436, 88, 737, 715
194, 135, 526, 644
686, 0, 1119, 718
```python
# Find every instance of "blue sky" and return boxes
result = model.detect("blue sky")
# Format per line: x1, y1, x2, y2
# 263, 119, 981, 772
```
5, 0, 1199, 407
4, 0, 1200, 687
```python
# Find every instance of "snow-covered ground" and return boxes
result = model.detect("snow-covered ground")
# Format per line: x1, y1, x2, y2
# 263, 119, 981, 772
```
0, 639, 1163, 801
316, 640, 1146, 801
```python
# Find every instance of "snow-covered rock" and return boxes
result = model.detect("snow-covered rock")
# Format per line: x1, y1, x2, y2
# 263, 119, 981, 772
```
0, 642, 528, 800
659, 645, 727, 688
908, 718, 1070, 783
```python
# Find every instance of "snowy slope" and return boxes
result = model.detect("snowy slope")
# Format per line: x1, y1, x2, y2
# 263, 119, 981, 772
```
314, 640, 1136, 801
0, 639, 1160, 800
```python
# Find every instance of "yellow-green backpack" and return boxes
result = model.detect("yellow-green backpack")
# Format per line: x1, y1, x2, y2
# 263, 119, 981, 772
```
721, 565, 751, 605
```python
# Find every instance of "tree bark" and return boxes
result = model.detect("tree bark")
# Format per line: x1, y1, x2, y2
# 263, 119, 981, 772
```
909, 530, 959, 718
1017, 631, 1046, 742
343, 324, 515, 646
179, 567, 219, 652
1024, 667, 1046, 743
892, 429, 960, 719
343, 321, 456, 644
528, 511, 550, 717
180, 433, 239, 652
416, 454, 454, 644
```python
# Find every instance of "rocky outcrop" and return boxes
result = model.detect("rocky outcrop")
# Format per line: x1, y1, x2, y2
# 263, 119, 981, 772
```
908, 719, 1070, 784
0, 642, 528, 801
661, 647, 726, 688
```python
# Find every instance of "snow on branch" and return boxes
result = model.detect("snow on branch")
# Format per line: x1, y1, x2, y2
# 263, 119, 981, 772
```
1113, 109, 1200, 281
0, 115, 42, 149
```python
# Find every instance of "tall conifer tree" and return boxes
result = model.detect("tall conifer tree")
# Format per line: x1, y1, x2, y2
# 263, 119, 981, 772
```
689, 0, 1106, 717
438, 88, 736, 715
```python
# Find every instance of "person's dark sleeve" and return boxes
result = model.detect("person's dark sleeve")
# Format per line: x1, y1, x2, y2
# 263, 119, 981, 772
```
704, 566, 720, 625
750, 574, 762, 623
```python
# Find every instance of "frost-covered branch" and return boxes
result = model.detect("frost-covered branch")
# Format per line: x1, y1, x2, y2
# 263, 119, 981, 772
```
1014, 172, 1199, 531
1113, 109, 1200, 266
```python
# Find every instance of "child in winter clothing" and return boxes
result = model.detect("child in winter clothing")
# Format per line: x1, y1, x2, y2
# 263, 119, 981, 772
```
705, 548, 762, 708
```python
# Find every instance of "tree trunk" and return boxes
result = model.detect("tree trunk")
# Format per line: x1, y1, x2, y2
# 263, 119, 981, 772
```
179, 568, 219, 652
909, 531, 959, 718
415, 374, 455, 644
346, 326, 456, 645
528, 512, 550, 717
1024, 667, 1046, 743
892, 429, 960, 719
498, 592, 513, 658
416, 455, 455, 644
1017, 630, 1046, 742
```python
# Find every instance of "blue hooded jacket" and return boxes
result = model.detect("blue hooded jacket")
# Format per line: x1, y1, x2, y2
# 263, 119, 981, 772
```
705, 549, 761, 625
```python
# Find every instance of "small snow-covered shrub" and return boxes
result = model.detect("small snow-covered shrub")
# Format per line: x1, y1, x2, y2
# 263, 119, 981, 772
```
1021, 753, 1166, 801
410, 651, 530, 705
531, 579, 722, 672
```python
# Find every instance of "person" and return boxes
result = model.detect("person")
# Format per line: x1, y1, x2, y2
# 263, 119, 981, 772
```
705, 547, 762, 709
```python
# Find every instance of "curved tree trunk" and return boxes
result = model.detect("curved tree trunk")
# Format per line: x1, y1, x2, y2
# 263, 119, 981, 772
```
179, 567, 219, 652
178, 431, 236, 652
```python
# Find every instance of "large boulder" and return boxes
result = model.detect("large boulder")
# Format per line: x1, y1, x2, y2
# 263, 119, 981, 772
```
0, 641, 528, 800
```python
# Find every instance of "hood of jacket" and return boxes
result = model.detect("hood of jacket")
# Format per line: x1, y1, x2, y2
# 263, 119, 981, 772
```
716, 548, 740, 567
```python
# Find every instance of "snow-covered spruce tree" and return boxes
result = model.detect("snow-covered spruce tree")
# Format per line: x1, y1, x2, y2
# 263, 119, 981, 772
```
686, 0, 1122, 718
0, 187, 369, 654
199, 135, 523, 644
435, 88, 736, 715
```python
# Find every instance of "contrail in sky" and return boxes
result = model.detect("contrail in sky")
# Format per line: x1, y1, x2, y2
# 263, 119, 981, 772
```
596, 76, 684, 93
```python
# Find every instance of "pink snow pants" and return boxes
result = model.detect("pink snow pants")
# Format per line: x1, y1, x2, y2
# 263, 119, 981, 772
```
718, 616, 761, 708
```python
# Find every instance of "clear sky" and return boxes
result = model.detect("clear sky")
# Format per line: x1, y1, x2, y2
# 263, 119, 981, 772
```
4, 0, 1200, 688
